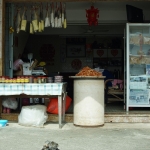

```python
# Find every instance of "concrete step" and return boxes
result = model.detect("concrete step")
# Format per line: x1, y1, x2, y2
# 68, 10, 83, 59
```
1, 112, 150, 123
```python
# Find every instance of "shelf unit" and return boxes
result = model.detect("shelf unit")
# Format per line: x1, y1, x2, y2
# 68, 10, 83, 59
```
126, 23, 150, 111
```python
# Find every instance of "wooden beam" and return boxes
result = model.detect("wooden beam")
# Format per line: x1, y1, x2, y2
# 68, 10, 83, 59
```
3, 0, 150, 2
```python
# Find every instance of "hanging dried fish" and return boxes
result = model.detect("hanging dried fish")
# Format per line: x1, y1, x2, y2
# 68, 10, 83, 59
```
38, 21, 42, 32
38, 4, 42, 32
39, 3, 44, 31
54, 2, 58, 28
58, 3, 62, 28
32, 5, 39, 32
61, 3, 64, 26
57, 8, 61, 28
30, 8, 34, 34
45, 3, 50, 27
63, 3, 67, 29
21, 6, 27, 31
41, 19, 44, 31
50, 2, 54, 28
15, 8, 21, 33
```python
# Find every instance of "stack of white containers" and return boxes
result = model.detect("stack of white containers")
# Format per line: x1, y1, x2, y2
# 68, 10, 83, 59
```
54, 76, 63, 83
47, 77, 53, 83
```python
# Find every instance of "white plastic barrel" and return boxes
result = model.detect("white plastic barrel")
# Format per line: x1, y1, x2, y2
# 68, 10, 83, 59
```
71, 77, 105, 126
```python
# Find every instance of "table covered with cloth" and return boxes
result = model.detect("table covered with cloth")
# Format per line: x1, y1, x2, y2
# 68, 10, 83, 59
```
0, 83, 67, 128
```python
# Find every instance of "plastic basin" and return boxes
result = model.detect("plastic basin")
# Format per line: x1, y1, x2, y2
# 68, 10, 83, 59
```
0, 120, 8, 127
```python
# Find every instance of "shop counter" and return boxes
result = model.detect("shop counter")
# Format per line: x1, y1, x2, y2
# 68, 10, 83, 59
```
0, 83, 67, 129
70, 76, 105, 126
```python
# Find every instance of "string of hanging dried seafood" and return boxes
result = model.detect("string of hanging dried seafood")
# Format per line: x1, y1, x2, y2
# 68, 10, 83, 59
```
75, 66, 102, 76
63, 3, 67, 28
54, 2, 58, 28
30, 6, 34, 34
32, 5, 39, 32
20, 6, 27, 31
39, 3, 44, 32
45, 3, 50, 27
61, 3, 64, 26
57, 5, 62, 28
13, 2, 67, 34
50, 2, 54, 27
15, 7, 21, 33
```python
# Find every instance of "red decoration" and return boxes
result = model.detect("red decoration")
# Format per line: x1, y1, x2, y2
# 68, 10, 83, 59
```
86, 6, 99, 26
111, 49, 118, 57
71, 59, 82, 70
97, 49, 104, 57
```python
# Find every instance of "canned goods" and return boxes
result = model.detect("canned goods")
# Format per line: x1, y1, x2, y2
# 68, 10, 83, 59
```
12, 78, 17, 83
20, 77, 24, 83
41, 77, 47, 83
29, 76, 33, 83
2, 76, 5, 83
5, 78, 9, 83
9, 78, 12, 83
17, 76, 21, 83
24, 76, 29, 83
33, 78, 37, 83
37, 77, 42, 83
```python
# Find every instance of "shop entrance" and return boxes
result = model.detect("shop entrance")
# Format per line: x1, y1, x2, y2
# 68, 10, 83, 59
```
3, 2, 125, 114
2, 1, 150, 121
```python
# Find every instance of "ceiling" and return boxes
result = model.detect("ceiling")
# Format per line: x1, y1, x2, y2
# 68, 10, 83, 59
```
35, 1, 149, 36
11, 1, 150, 36
66, 2, 150, 10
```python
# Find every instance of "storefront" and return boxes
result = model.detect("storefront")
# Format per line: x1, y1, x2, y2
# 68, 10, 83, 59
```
0, 0, 150, 123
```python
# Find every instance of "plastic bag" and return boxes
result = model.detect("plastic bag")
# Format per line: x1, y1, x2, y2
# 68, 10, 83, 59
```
18, 105, 48, 127
47, 95, 72, 114
2, 98, 18, 109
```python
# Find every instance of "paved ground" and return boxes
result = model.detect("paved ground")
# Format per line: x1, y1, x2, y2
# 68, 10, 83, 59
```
0, 122, 150, 150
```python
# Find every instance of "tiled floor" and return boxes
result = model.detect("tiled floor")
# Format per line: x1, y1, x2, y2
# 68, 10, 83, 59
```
105, 101, 150, 114
105, 102, 125, 113
67, 100, 150, 114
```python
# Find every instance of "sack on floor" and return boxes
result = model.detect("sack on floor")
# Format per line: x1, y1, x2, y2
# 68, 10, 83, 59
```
47, 95, 72, 114
18, 105, 48, 127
